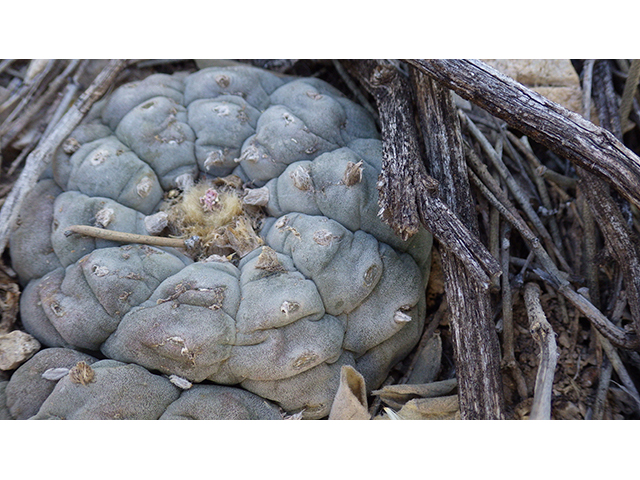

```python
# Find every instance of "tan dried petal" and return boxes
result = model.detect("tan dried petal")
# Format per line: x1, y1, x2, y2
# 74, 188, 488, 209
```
144, 211, 169, 235
243, 187, 270, 206
169, 374, 193, 389
42, 367, 71, 381
393, 310, 412, 324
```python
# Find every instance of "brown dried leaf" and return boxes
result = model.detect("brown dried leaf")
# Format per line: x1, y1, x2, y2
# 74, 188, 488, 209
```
328, 365, 370, 420
372, 378, 457, 406
395, 395, 460, 420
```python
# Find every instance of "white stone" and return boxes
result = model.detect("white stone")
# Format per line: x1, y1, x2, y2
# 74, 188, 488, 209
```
0, 331, 41, 370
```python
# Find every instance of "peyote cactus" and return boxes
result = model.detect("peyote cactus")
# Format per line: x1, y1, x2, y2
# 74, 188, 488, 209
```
4, 348, 283, 420
8, 65, 434, 419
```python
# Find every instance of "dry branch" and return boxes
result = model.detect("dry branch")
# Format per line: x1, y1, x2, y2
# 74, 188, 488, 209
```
500, 223, 528, 399
64, 225, 189, 249
0, 60, 81, 147
342, 59, 500, 289
344, 59, 505, 418
524, 282, 558, 420
410, 67, 505, 419
407, 59, 640, 212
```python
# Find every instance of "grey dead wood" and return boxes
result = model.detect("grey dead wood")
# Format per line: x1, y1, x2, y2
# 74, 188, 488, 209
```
407, 59, 640, 214
0, 59, 129, 257
462, 112, 571, 273
576, 61, 640, 412
0, 60, 81, 147
500, 223, 528, 399
524, 282, 558, 420
343, 59, 504, 418
342, 60, 500, 288
410, 68, 505, 419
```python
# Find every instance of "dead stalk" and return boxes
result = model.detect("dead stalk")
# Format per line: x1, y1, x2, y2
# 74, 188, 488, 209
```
65, 225, 189, 249
524, 282, 559, 420
620, 59, 640, 133
500, 222, 528, 398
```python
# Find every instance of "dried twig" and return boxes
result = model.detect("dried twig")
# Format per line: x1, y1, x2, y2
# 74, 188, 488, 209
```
0, 61, 55, 118
582, 59, 596, 122
500, 223, 528, 398
0, 59, 129, 256
597, 332, 640, 414
332, 60, 380, 126
411, 58, 640, 350
0, 59, 15, 77
64, 225, 190, 249
504, 132, 565, 257
400, 297, 448, 385
574, 60, 640, 349
524, 282, 558, 420
463, 111, 571, 272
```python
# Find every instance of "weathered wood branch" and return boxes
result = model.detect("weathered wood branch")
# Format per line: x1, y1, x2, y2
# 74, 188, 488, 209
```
524, 282, 558, 420
410, 67, 505, 419
342, 60, 500, 289
406, 59, 640, 212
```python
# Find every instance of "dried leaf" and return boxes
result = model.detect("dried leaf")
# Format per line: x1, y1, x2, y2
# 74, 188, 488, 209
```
372, 378, 457, 406
395, 395, 460, 420
169, 374, 192, 390
405, 334, 442, 384
383, 407, 403, 420
328, 365, 370, 420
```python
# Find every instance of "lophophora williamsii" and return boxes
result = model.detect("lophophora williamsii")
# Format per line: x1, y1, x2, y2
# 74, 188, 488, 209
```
6, 65, 434, 419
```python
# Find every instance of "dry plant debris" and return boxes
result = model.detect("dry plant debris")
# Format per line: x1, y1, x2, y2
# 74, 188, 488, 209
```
2, 59, 640, 419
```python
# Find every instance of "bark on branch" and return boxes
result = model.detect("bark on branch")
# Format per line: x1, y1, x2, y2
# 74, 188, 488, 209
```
524, 282, 558, 420
407, 59, 640, 212
343, 60, 500, 289
410, 67, 505, 419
